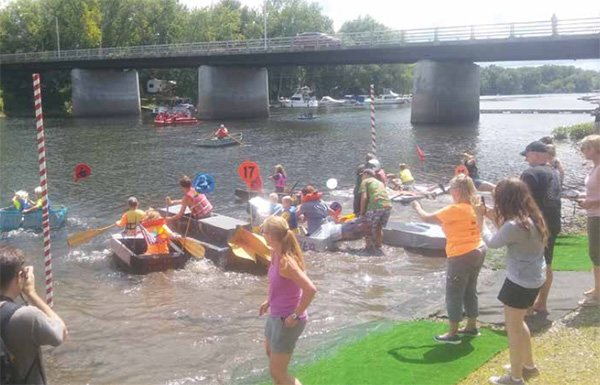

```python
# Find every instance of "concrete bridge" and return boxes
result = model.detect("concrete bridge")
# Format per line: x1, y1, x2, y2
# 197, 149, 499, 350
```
1, 17, 599, 122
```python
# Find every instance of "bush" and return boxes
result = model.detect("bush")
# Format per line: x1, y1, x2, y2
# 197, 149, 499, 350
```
552, 122, 595, 141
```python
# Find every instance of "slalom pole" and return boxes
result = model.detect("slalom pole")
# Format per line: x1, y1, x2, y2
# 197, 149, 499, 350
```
370, 84, 376, 156
32, 74, 54, 307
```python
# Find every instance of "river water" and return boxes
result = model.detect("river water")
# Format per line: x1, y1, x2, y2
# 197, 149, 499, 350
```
0, 93, 595, 384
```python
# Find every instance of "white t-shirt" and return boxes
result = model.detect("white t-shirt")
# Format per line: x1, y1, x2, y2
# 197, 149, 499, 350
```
585, 164, 600, 217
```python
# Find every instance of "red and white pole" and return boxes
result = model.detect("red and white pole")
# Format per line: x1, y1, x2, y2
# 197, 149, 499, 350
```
32, 74, 54, 307
370, 84, 376, 155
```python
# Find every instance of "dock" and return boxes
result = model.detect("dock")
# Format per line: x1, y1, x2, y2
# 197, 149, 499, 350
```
481, 109, 594, 114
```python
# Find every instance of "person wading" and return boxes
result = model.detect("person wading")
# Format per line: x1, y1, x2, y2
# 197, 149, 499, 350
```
477, 178, 547, 385
411, 174, 486, 344
1, 245, 67, 385
259, 216, 317, 385
358, 169, 392, 250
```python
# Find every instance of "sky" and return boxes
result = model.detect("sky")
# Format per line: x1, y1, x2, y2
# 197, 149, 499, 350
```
181, 0, 600, 31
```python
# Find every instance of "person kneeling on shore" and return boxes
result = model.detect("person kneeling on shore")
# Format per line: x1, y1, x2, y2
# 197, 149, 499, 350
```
411, 174, 486, 344
116, 197, 145, 236
1, 245, 67, 385
259, 216, 317, 385
166, 176, 213, 222
477, 178, 546, 385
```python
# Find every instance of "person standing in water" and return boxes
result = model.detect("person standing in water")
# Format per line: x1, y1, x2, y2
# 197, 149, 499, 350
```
270, 165, 288, 193
259, 216, 317, 385
462, 152, 495, 192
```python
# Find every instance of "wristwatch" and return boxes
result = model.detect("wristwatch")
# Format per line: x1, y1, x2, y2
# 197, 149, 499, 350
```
290, 313, 299, 320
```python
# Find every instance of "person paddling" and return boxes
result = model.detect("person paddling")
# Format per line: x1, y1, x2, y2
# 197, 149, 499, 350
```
214, 124, 229, 139
22, 187, 51, 214
166, 176, 213, 222
115, 197, 145, 236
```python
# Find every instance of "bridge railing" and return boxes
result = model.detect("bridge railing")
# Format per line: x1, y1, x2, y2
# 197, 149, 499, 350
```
1, 17, 598, 64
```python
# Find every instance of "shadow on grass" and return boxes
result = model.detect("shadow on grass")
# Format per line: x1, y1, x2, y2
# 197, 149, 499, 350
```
565, 306, 600, 329
387, 329, 508, 366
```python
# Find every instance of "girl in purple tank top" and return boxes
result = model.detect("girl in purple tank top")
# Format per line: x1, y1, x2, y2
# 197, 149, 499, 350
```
270, 164, 287, 193
259, 216, 317, 385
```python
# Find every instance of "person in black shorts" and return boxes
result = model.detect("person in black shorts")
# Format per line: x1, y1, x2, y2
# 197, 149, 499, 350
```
520, 141, 561, 314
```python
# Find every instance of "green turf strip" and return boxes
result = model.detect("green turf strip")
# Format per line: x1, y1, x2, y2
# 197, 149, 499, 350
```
293, 321, 506, 385
552, 235, 591, 272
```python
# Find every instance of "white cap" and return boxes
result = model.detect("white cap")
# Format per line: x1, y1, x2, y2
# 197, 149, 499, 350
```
34, 187, 43, 196
367, 159, 381, 170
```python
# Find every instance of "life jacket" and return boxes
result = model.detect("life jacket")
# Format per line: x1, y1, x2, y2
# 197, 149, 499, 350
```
269, 203, 283, 216
187, 190, 213, 219
34, 197, 52, 211
141, 218, 169, 255
248, 175, 263, 192
125, 209, 145, 231
284, 206, 298, 229
301, 192, 323, 204
12, 197, 30, 211
216, 127, 228, 138
275, 172, 287, 189
399, 169, 414, 184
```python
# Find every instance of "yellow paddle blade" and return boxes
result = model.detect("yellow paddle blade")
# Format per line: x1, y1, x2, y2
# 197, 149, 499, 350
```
340, 214, 356, 223
231, 227, 271, 257
228, 243, 256, 261
180, 237, 205, 259
67, 224, 116, 247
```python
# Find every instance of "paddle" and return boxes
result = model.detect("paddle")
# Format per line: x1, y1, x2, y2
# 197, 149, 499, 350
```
178, 237, 205, 259
226, 133, 245, 146
200, 131, 216, 141
67, 224, 116, 246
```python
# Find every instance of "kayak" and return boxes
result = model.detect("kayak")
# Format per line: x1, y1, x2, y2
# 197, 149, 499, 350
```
0, 206, 68, 231
198, 133, 243, 148
383, 222, 446, 250
110, 233, 189, 274
154, 116, 198, 126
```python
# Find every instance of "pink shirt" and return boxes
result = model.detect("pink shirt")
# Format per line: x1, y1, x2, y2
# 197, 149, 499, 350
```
585, 164, 600, 217
268, 252, 306, 320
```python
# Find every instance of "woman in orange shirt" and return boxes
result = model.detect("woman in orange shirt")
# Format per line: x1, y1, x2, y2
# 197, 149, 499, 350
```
411, 174, 486, 344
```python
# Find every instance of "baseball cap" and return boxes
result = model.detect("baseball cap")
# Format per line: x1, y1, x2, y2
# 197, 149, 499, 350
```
366, 159, 380, 170
520, 141, 548, 156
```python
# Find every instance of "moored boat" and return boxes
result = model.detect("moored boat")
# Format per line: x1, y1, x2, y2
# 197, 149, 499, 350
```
0, 206, 68, 231
383, 222, 446, 251
198, 133, 243, 148
110, 233, 189, 274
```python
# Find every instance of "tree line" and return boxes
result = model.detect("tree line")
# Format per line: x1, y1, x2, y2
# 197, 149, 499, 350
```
0, 0, 598, 116
481, 65, 600, 95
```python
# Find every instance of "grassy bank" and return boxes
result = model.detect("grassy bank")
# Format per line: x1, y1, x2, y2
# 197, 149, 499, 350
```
552, 122, 596, 141
459, 307, 599, 385
552, 235, 591, 271
284, 321, 507, 385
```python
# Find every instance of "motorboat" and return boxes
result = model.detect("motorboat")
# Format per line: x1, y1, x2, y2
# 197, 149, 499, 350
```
282, 87, 318, 108
318, 96, 345, 106
374, 89, 408, 105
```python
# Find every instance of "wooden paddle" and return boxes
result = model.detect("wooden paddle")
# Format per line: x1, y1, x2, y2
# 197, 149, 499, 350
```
179, 237, 205, 259
67, 224, 116, 247
226, 133, 245, 146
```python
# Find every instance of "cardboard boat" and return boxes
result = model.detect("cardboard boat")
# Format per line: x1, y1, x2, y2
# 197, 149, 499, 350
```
383, 222, 446, 250
110, 233, 188, 274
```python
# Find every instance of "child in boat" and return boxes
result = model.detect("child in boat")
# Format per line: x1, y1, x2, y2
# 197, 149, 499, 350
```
22, 187, 51, 214
11, 190, 32, 212
280, 196, 300, 235
268, 193, 283, 216
116, 197, 145, 236
166, 176, 213, 221
140, 209, 181, 255
270, 164, 287, 193
214, 124, 229, 139
398, 164, 415, 185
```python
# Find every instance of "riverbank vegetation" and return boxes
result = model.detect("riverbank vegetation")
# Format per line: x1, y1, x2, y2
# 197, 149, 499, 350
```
481, 65, 600, 95
552, 122, 596, 141
1, 0, 598, 116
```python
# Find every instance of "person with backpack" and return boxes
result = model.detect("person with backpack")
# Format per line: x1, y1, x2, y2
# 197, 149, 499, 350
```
1, 244, 67, 384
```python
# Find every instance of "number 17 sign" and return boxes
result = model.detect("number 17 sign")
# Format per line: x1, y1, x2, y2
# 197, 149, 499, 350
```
238, 161, 260, 183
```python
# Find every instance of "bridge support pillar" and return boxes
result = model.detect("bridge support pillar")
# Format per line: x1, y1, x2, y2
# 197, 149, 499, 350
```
198, 66, 269, 120
71, 69, 140, 117
411, 60, 479, 125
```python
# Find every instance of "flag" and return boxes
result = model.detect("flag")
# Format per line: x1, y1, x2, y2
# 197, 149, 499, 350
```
416, 146, 425, 163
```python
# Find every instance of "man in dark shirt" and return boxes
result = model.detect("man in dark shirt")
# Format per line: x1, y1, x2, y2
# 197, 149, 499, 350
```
520, 141, 562, 314
1, 245, 67, 384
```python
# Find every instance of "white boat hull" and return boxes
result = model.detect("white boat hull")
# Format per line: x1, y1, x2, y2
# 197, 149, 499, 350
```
383, 222, 446, 250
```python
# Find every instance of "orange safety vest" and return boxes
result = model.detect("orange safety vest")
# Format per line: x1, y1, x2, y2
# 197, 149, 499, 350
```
141, 218, 170, 255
